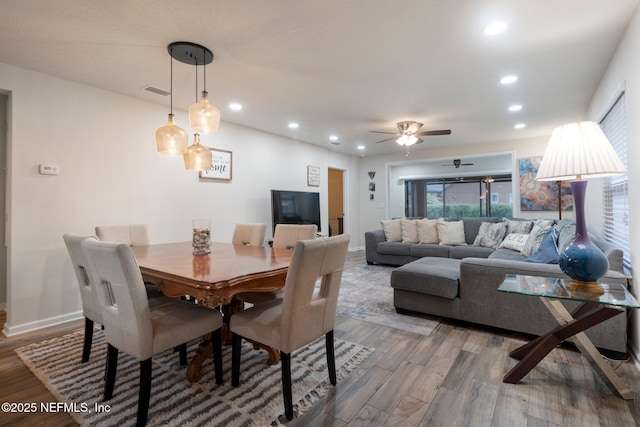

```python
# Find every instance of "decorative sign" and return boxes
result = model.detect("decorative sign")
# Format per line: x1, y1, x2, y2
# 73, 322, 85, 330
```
200, 148, 232, 181
307, 165, 320, 187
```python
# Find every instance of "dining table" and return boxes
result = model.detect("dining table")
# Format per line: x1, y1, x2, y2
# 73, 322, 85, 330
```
131, 241, 294, 381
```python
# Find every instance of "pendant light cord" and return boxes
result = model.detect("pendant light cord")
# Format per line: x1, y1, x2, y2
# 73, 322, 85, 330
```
169, 46, 173, 114
203, 47, 207, 92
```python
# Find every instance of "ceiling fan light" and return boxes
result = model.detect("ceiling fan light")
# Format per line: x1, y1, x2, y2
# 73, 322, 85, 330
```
183, 134, 212, 171
155, 113, 188, 155
189, 91, 221, 134
396, 135, 418, 146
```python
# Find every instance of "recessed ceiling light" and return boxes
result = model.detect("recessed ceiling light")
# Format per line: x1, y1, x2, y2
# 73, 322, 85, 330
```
329, 135, 338, 142
357, 145, 365, 150
484, 21, 507, 35
509, 104, 523, 112
288, 122, 299, 129
514, 123, 526, 129
500, 75, 518, 84
229, 103, 242, 111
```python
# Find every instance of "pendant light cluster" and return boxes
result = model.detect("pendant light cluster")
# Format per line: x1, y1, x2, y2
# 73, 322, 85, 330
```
155, 42, 220, 171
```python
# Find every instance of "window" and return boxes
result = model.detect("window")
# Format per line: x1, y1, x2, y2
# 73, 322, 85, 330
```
405, 175, 512, 218
600, 92, 630, 271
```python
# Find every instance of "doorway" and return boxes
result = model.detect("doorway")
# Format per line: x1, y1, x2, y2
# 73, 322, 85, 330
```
328, 168, 344, 236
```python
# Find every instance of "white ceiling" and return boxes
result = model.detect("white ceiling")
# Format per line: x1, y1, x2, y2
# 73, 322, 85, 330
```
1, 0, 637, 157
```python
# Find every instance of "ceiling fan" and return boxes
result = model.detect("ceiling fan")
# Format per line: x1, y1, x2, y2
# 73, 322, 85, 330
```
441, 159, 474, 168
370, 121, 451, 146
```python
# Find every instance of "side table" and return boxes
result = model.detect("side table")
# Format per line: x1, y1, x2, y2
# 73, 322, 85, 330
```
498, 274, 638, 400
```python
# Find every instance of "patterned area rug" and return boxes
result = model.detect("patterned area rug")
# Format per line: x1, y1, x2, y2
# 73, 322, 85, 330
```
16, 329, 371, 426
337, 265, 441, 336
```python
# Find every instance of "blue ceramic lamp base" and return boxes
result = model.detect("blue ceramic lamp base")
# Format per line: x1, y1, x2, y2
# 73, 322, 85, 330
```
560, 180, 608, 294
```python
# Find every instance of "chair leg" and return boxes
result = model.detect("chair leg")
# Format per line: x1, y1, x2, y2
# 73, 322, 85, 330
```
82, 317, 94, 363
137, 358, 152, 427
326, 330, 337, 385
177, 344, 187, 366
231, 333, 242, 387
211, 329, 224, 384
104, 344, 118, 401
281, 351, 294, 420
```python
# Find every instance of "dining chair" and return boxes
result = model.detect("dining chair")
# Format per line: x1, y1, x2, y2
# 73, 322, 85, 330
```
232, 223, 267, 246
230, 233, 350, 420
272, 224, 318, 249
95, 224, 150, 247
81, 238, 224, 427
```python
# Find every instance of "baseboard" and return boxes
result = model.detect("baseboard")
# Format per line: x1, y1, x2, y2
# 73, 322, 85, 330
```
2, 311, 83, 337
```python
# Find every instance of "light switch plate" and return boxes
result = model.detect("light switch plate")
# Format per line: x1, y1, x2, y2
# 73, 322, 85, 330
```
39, 164, 60, 175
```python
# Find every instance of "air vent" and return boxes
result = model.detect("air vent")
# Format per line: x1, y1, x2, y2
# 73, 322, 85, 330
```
143, 85, 171, 96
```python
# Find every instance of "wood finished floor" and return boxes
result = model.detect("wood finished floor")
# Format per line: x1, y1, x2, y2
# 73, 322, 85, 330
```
2, 251, 640, 426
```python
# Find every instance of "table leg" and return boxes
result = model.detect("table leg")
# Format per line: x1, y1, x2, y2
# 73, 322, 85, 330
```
503, 300, 632, 399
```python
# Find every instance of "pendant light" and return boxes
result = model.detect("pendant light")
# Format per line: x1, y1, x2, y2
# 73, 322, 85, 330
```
183, 133, 212, 171
189, 46, 220, 134
155, 46, 187, 155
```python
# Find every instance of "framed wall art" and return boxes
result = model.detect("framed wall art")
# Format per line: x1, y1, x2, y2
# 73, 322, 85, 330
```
519, 156, 572, 212
307, 165, 320, 187
200, 148, 232, 181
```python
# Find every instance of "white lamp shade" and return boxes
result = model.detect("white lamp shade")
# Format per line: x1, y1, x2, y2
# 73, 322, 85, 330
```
536, 121, 626, 181
155, 114, 188, 155
189, 91, 220, 134
183, 134, 213, 171
396, 135, 419, 146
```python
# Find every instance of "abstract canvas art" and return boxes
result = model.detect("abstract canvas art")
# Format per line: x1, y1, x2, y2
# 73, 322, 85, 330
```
519, 156, 573, 212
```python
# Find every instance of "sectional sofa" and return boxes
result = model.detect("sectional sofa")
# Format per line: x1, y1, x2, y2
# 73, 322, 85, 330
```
364, 217, 629, 356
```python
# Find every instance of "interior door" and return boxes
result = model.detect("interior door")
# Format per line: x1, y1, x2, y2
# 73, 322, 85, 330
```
328, 168, 344, 236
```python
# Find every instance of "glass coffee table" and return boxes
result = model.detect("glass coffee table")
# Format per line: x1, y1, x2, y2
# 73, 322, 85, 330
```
498, 274, 638, 400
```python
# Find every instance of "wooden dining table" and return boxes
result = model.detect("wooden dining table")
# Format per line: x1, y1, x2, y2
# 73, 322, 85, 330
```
131, 241, 294, 381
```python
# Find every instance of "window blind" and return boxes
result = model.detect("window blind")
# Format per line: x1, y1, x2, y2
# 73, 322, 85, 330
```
599, 92, 630, 271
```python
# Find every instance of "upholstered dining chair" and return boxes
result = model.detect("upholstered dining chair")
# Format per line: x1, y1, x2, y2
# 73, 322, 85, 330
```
232, 223, 267, 246
272, 224, 318, 249
81, 238, 224, 427
230, 233, 350, 420
95, 224, 150, 247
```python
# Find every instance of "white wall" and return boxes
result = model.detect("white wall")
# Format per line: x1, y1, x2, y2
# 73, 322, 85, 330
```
0, 61, 357, 334
587, 5, 640, 357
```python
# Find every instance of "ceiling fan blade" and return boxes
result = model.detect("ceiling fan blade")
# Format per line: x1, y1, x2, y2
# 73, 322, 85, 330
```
375, 137, 398, 144
369, 131, 399, 135
416, 129, 452, 136
415, 138, 424, 144
462, 163, 474, 166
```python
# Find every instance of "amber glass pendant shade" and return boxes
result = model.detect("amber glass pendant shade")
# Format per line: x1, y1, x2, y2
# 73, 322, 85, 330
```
155, 114, 188, 155
189, 91, 220, 134
183, 134, 212, 171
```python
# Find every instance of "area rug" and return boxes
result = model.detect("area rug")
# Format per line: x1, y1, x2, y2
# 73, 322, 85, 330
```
337, 264, 441, 336
16, 328, 372, 426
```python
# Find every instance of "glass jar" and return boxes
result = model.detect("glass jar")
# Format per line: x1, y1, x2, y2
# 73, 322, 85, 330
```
192, 219, 211, 255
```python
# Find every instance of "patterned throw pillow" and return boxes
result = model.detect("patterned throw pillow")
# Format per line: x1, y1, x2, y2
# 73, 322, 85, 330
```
521, 224, 551, 257
504, 219, 534, 235
436, 219, 466, 246
417, 218, 438, 244
498, 233, 529, 252
473, 221, 508, 248
401, 219, 419, 243
380, 219, 402, 242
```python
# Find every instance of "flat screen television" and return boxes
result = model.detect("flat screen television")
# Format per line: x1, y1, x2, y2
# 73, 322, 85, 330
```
271, 190, 321, 233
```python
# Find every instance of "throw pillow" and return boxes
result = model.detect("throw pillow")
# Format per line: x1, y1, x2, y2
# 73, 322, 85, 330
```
473, 221, 508, 248
498, 233, 529, 252
525, 229, 560, 264
401, 219, 419, 243
417, 218, 439, 244
521, 224, 551, 257
504, 218, 534, 235
436, 218, 466, 246
380, 219, 402, 242
555, 219, 576, 252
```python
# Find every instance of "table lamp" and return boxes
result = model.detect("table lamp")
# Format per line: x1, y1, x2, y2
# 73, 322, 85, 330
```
536, 121, 626, 293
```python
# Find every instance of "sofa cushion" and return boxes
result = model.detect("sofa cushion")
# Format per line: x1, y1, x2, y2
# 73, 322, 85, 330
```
381, 219, 402, 242
391, 258, 461, 299
401, 219, 419, 243
473, 221, 508, 248
437, 219, 466, 246
410, 243, 449, 258
522, 223, 552, 257
489, 248, 528, 261
499, 233, 529, 252
525, 229, 560, 264
377, 241, 412, 256
449, 245, 494, 259
462, 217, 501, 244
555, 218, 576, 252
417, 219, 439, 244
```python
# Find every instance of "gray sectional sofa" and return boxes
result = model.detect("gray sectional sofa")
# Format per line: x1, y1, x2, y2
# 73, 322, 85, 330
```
364, 217, 630, 356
